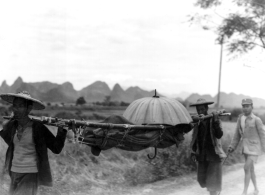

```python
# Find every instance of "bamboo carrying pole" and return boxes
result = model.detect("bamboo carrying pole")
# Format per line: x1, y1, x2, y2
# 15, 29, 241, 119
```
191, 109, 230, 122
3, 109, 230, 130
3, 115, 172, 130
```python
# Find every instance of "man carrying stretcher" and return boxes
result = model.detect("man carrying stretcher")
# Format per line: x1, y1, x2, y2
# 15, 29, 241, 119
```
190, 98, 226, 195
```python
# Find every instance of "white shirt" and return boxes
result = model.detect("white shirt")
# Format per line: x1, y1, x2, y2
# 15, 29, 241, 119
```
241, 113, 254, 133
241, 115, 247, 133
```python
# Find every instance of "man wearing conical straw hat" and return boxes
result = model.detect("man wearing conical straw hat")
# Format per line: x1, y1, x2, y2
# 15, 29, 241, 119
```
228, 98, 265, 195
190, 98, 226, 195
0, 91, 67, 195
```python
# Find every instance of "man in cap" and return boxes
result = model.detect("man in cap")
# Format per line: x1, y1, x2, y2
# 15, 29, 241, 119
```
190, 98, 226, 195
0, 91, 67, 195
228, 98, 265, 195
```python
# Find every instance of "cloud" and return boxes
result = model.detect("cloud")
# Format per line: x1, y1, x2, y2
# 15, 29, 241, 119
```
0, 0, 264, 99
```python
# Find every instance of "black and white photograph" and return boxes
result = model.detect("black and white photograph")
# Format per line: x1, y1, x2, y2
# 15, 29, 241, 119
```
0, 0, 265, 195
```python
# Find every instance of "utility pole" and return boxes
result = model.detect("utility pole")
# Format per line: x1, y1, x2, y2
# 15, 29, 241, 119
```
217, 35, 224, 109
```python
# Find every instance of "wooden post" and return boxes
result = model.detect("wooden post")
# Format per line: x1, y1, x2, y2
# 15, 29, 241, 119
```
217, 36, 224, 109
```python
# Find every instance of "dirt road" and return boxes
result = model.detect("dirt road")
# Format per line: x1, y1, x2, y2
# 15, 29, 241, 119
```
169, 162, 265, 195
132, 157, 265, 195
1, 160, 265, 195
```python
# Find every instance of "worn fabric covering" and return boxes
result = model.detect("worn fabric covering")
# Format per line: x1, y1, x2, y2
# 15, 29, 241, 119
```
76, 115, 192, 155
197, 161, 222, 192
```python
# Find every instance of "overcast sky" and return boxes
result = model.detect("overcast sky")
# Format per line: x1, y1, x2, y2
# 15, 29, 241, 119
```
0, 0, 264, 99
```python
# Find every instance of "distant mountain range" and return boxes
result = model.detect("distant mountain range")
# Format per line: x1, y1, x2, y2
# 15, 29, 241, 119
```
1, 77, 264, 108
0, 77, 157, 103
185, 92, 265, 108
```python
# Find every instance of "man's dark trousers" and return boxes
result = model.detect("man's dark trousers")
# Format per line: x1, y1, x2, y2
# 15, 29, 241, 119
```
9, 172, 38, 195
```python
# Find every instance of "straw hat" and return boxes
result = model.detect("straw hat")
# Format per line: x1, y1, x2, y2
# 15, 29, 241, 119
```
0, 91, 45, 110
189, 98, 214, 107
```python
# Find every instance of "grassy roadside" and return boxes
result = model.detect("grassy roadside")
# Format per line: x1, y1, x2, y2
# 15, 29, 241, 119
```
0, 121, 247, 195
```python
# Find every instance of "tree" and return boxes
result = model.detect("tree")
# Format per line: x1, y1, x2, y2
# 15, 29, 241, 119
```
76, 96, 86, 106
120, 101, 130, 107
103, 96, 111, 106
191, 0, 265, 56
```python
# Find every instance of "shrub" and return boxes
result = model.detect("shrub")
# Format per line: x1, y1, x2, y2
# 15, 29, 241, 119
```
76, 97, 86, 106
91, 113, 106, 120
54, 112, 78, 119
120, 101, 130, 107
31, 112, 49, 117
229, 108, 242, 121
146, 142, 196, 181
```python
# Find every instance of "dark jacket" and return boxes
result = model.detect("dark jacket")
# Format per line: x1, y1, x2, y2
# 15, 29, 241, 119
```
0, 119, 67, 186
190, 118, 226, 160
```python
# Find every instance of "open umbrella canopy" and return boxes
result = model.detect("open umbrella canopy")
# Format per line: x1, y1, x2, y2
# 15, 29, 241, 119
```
123, 96, 192, 126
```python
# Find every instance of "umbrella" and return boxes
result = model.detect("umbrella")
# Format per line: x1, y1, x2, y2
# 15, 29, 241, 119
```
122, 93, 193, 159
123, 94, 192, 126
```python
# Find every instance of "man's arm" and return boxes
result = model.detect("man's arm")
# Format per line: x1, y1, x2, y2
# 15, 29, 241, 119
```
0, 120, 14, 145
37, 122, 67, 154
255, 117, 265, 152
229, 117, 242, 151
211, 112, 223, 139
0, 129, 7, 143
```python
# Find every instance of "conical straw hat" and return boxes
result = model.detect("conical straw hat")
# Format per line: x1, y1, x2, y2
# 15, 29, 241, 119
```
0, 91, 45, 110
